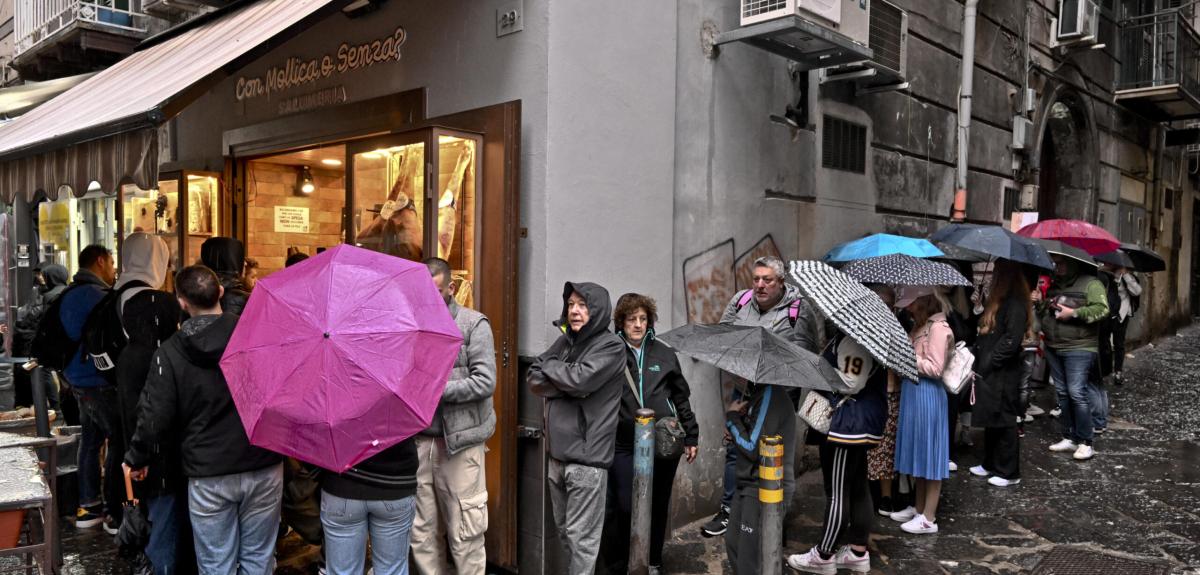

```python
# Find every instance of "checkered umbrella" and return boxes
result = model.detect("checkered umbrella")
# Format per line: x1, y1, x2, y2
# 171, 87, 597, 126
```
841, 254, 972, 287
787, 260, 918, 380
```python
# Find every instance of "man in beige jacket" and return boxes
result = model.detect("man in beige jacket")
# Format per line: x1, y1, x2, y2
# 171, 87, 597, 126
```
411, 258, 497, 575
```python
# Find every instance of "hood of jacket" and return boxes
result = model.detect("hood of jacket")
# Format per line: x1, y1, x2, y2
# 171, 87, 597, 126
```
554, 282, 613, 346
117, 232, 170, 290
40, 264, 69, 290
178, 313, 237, 367
200, 237, 245, 278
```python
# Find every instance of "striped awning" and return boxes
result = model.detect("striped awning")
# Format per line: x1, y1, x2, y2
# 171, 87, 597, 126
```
0, 0, 338, 203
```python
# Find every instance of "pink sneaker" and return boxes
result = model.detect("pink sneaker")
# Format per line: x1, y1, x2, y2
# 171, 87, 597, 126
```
901, 514, 939, 534
834, 545, 871, 572
787, 547, 836, 574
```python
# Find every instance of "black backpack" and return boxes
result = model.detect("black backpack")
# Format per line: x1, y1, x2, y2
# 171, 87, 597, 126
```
81, 281, 149, 382
29, 285, 85, 372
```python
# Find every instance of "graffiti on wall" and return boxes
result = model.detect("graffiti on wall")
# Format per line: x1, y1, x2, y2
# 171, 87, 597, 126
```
683, 235, 782, 324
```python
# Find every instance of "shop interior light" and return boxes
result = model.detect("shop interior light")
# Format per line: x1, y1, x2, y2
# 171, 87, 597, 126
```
297, 166, 316, 195
321, 158, 343, 167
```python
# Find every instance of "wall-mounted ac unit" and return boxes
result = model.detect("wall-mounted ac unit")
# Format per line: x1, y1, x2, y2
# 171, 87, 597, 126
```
741, 0, 870, 47
821, 0, 906, 91
1054, 0, 1100, 45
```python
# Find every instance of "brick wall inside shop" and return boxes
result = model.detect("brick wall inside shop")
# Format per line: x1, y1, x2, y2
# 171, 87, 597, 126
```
246, 162, 345, 273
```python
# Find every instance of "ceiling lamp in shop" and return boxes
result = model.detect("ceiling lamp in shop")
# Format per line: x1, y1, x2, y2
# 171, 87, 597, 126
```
297, 166, 316, 195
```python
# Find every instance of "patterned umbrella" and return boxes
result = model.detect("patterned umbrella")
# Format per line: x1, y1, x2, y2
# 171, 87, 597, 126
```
841, 254, 971, 287
787, 260, 918, 380
1017, 219, 1121, 255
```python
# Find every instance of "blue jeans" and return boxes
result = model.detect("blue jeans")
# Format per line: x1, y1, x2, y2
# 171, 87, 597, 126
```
321, 491, 416, 575
1089, 380, 1109, 430
1045, 348, 1096, 444
74, 386, 121, 514
188, 464, 283, 575
145, 492, 189, 575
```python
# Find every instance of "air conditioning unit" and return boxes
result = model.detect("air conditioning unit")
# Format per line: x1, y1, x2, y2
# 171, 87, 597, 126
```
1054, 0, 1100, 45
741, 0, 871, 47
821, 0, 906, 90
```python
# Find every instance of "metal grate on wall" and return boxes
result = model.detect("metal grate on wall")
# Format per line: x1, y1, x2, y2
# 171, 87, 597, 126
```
822, 115, 867, 174
870, 1, 904, 73
1003, 186, 1020, 219
742, 0, 788, 19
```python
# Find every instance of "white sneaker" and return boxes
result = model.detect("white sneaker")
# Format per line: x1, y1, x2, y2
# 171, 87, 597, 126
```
889, 506, 918, 522
1050, 407, 1062, 417
1073, 444, 1095, 460
969, 465, 990, 477
1026, 405, 1045, 417
1023, 414, 1035, 423
833, 546, 871, 573
988, 476, 1021, 487
948, 460, 958, 472
1049, 439, 1077, 452
900, 514, 938, 534
787, 547, 837, 574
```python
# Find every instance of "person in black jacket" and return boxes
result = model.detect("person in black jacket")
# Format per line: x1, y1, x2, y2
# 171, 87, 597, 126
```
968, 261, 1035, 487
199, 237, 251, 316
13, 264, 69, 413
125, 265, 283, 575
113, 233, 189, 575
600, 293, 699, 574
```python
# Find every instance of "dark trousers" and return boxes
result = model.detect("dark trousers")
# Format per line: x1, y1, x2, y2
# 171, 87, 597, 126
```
721, 442, 737, 508
602, 448, 682, 571
982, 427, 1021, 480
725, 486, 760, 575
1099, 318, 1130, 377
817, 443, 872, 555
74, 385, 124, 522
145, 489, 198, 575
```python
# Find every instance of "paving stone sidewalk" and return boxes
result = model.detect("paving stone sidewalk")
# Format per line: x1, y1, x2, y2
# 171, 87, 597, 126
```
661, 323, 1200, 575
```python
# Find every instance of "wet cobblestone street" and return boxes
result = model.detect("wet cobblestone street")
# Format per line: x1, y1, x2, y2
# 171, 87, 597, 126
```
663, 322, 1200, 574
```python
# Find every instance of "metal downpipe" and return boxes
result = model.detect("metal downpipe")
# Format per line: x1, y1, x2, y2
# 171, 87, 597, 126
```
953, 0, 980, 222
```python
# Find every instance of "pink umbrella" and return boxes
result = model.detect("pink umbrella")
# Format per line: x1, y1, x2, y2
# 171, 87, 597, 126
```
220, 244, 463, 472
1016, 219, 1121, 255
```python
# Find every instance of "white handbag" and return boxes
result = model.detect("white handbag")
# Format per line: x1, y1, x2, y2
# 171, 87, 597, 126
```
941, 341, 975, 395
797, 391, 833, 434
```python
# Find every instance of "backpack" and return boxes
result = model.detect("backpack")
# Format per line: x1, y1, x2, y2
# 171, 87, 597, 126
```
29, 285, 85, 372
1128, 274, 1142, 314
81, 281, 149, 381
735, 290, 802, 327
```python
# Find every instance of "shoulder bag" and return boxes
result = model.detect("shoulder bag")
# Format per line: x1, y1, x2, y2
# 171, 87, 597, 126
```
625, 367, 685, 459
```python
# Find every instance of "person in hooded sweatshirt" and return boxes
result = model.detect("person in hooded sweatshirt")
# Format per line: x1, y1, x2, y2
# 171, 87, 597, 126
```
528, 282, 625, 575
14, 263, 70, 413
125, 265, 283, 575
199, 237, 251, 316
114, 233, 189, 575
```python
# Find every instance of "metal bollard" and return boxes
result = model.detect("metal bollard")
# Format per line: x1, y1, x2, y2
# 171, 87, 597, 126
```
628, 407, 655, 575
759, 435, 784, 575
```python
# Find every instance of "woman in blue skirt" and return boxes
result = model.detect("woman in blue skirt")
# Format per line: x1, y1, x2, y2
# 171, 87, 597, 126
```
891, 287, 955, 535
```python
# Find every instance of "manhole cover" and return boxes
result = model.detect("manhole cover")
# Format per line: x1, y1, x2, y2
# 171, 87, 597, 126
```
1031, 547, 1170, 575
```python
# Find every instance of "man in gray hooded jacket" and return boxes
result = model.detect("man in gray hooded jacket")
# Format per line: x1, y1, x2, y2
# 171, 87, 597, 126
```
528, 282, 625, 575
412, 258, 497, 575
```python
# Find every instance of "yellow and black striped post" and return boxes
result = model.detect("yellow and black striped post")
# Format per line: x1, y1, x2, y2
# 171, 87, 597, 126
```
759, 435, 784, 575
628, 407, 656, 575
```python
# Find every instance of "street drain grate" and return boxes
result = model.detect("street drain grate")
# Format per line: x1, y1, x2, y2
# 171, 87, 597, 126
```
1031, 547, 1170, 575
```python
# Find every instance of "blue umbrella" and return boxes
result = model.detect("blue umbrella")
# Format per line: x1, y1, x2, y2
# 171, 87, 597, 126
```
824, 233, 944, 262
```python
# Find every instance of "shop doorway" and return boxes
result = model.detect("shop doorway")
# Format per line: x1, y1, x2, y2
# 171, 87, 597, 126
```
228, 92, 521, 570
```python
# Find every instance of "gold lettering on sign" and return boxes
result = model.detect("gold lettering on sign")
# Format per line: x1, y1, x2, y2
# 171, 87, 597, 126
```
235, 27, 407, 103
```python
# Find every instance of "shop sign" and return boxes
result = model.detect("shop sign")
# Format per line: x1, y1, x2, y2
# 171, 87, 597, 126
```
277, 86, 348, 116
274, 206, 311, 234
236, 27, 407, 103
16, 244, 30, 268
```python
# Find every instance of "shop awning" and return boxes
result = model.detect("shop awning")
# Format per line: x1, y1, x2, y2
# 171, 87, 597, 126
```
0, 73, 96, 122
0, 0, 338, 204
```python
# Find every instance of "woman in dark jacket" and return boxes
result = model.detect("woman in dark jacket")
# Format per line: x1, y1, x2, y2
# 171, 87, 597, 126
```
969, 260, 1034, 487
199, 237, 251, 315
601, 293, 698, 574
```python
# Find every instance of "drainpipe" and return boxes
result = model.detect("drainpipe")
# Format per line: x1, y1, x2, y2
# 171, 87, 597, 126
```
952, 0, 981, 222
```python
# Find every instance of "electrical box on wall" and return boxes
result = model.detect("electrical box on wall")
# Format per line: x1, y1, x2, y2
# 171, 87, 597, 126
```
1012, 116, 1034, 151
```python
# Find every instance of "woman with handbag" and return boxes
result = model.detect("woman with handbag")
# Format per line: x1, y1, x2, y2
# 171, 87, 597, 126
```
600, 293, 699, 574
788, 328, 889, 574
969, 261, 1035, 487
890, 287, 955, 535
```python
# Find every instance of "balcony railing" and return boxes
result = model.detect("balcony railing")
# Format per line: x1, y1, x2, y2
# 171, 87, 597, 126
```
1117, 8, 1200, 98
14, 0, 148, 57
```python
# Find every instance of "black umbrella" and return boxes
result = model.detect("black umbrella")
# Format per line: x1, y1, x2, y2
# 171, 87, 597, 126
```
1031, 238, 1097, 268
787, 260, 919, 380
842, 254, 972, 287
930, 223, 1054, 270
933, 241, 990, 263
1096, 243, 1165, 273
658, 324, 841, 391
117, 468, 150, 557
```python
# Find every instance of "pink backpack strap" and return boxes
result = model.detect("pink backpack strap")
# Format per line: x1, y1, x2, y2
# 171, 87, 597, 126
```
788, 299, 801, 323
736, 290, 754, 309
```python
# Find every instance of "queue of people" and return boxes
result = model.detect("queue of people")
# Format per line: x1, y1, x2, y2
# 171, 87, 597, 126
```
24, 233, 1143, 575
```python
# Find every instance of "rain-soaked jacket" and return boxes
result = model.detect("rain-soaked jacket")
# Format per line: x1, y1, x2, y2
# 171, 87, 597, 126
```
200, 237, 250, 316
528, 282, 625, 469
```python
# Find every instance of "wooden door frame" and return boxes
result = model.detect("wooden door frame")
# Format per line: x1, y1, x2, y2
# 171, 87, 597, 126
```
223, 90, 522, 570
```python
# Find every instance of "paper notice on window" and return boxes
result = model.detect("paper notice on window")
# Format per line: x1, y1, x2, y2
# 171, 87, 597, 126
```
275, 206, 310, 233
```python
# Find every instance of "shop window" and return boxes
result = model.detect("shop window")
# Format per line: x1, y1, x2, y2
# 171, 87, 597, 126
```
122, 180, 181, 272
184, 174, 220, 266
352, 139, 426, 262
247, 145, 347, 274
37, 187, 118, 277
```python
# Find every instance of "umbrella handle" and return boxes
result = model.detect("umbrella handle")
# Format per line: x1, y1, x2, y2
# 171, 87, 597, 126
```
123, 465, 138, 505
